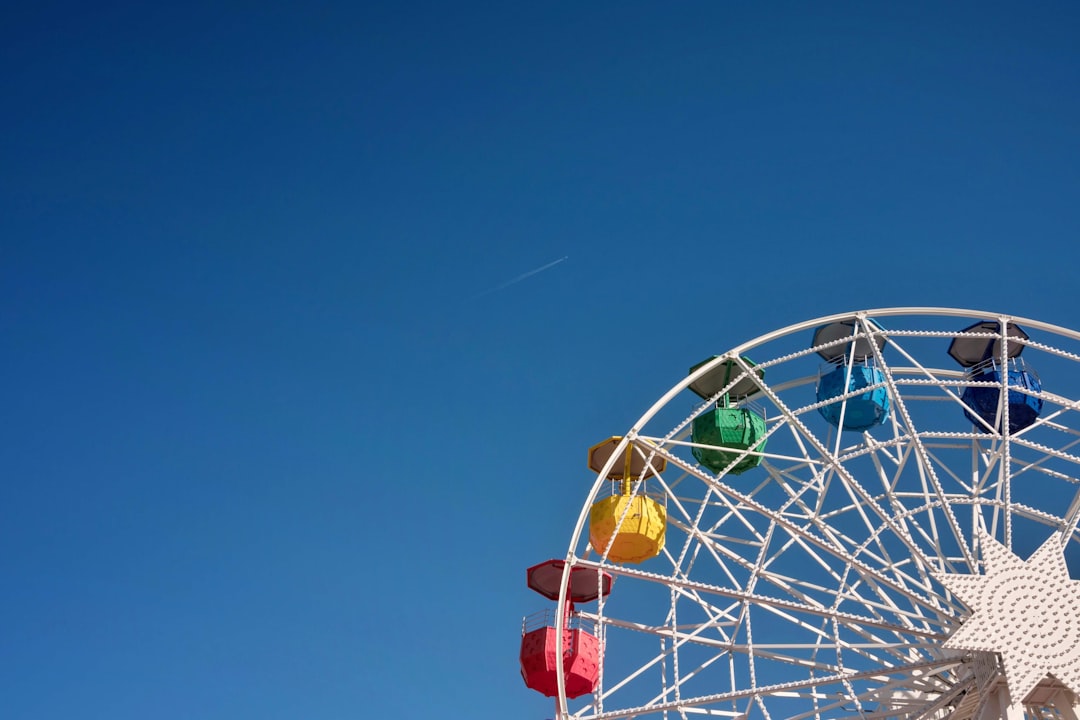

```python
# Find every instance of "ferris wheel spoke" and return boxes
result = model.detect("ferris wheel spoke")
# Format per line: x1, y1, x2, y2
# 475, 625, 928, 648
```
656, 443, 954, 622
838, 569, 932, 635
1060, 487, 1080, 543
845, 502, 964, 610
579, 559, 946, 647
962, 445, 1011, 486
586, 610, 741, 716
811, 671, 968, 720
668, 518, 759, 591
646, 459, 783, 551
822, 462, 914, 587
656, 448, 843, 558
1010, 434, 1080, 467
641, 645, 731, 714
580, 656, 961, 720
759, 565, 942, 630
689, 489, 899, 621
867, 330, 978, 573
751, 529, 945, 637
743, 373, 955, 601
700, 535, 935, 642
660, 548, 749, 637
993, 318, 1019, 551
805, 507, 946, 614
860, 438, 952, 587
919, 444, 976, 495
877, 333, 969, 414
753, 600, 937, 669
656, 479, 751, 591
660, 435, 823, 473
582, 612, 739, 655
1008, 392, 1065, 440
875, 339, 1003, 542
663, 482, 774, 591
763, 463, 874, 561
1007, 432, 1080, 482
885, 447, 964, 578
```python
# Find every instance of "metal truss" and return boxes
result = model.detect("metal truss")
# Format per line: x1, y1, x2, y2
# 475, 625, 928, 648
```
550, 308, 1080, 720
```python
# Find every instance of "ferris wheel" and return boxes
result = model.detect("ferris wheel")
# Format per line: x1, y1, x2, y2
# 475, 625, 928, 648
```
519, 308, 1080, 720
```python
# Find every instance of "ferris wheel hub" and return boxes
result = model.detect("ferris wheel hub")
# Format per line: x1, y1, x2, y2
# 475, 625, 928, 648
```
937, 530, 1080, 705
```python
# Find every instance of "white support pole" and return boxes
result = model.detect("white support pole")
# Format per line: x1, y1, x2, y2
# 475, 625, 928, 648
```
1000, 688, 1025, 720
1050, 691, 1080, 720
976, 687, 1025, 720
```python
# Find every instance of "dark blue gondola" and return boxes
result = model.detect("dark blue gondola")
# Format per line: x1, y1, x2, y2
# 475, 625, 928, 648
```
948, 320, 1043, 434
960, 359, 1043, 433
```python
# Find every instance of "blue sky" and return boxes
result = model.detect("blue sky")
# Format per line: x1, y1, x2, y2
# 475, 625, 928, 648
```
3, 2, 1080, 719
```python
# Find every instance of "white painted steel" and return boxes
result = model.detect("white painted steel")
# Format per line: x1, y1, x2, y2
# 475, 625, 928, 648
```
550, 309, 1080, 720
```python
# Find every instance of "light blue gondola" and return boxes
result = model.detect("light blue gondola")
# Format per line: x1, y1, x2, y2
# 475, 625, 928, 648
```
812, 319, 890, 432
816, 362, 891, 431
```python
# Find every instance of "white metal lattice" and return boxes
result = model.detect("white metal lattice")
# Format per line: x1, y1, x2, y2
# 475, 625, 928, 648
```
550, 308, 1080, 720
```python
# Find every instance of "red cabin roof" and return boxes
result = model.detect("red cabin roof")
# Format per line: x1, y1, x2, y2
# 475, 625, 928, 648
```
526, 560, 612, 603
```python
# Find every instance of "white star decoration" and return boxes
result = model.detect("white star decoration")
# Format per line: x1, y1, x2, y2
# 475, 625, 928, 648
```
936, 529, 1080, 703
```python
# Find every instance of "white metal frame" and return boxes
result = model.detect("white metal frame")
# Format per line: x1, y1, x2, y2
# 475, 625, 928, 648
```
550, 308, 1080, 720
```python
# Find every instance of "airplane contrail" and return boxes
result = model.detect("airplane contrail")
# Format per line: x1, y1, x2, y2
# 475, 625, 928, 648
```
470, 256, 568, 300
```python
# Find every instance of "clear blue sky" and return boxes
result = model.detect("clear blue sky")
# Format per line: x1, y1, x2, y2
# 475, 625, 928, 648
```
3, 2, 1079, 719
